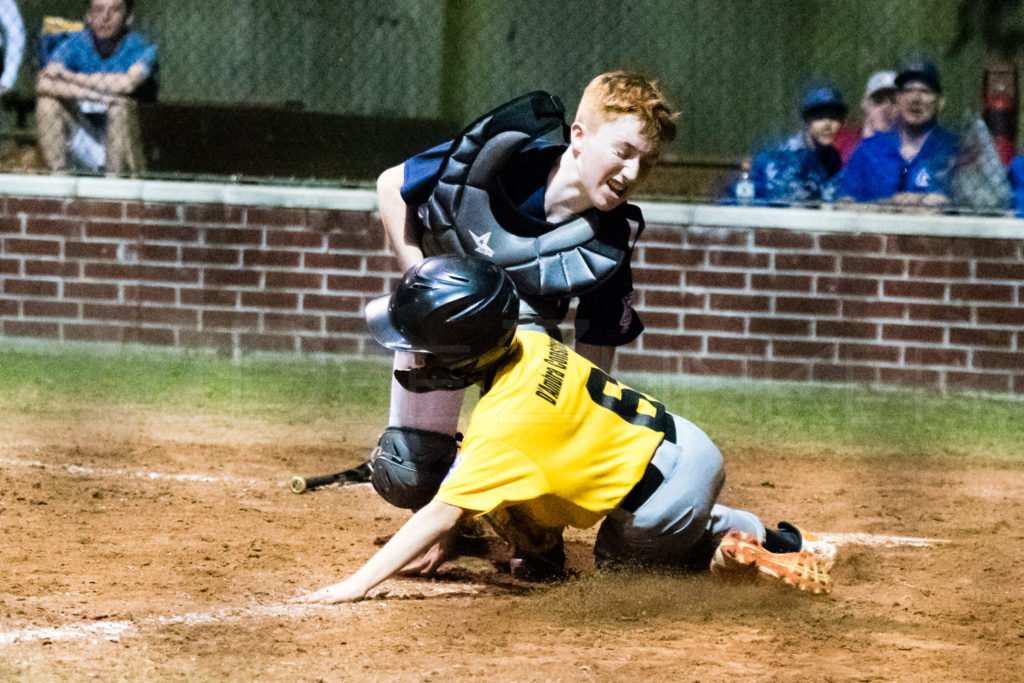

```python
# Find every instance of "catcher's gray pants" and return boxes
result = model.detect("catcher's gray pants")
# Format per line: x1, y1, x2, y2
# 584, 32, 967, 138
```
594, 413, 765, 566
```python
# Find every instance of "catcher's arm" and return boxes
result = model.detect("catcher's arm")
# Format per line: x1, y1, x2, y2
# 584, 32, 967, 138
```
377, 164, 425, 273
293, 500, 465, 604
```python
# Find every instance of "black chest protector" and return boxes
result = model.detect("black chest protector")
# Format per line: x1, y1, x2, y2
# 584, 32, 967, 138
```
423, 91, 643, 298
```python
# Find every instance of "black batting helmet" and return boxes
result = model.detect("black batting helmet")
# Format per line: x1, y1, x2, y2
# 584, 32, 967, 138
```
365, 255, 520, 391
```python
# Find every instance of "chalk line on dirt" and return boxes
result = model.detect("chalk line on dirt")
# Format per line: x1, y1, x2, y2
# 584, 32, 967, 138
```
0, 532, 948, 647
0, 456, 259, 487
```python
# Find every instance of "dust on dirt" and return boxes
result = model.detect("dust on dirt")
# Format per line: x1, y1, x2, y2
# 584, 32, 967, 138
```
1, 406, 1022, 682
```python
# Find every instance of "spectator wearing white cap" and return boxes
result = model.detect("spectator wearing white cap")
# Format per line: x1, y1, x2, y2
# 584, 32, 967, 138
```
835, 71, 898, 164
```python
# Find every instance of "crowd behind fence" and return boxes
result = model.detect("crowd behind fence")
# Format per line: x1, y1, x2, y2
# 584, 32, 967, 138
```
2, 0, 1024, 217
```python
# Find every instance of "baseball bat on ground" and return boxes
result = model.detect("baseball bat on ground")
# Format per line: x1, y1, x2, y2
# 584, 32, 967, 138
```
289, 462, 372, 494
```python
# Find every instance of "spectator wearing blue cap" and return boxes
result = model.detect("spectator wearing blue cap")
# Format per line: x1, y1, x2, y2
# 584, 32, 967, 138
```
748, 82, 847, 205
840, 58, 958, 208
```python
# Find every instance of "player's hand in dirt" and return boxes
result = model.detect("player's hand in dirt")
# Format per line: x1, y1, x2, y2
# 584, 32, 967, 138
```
291, 580, 365, 604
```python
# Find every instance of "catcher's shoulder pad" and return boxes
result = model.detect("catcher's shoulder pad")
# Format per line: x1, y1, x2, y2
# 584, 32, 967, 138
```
424, 91, 639, 298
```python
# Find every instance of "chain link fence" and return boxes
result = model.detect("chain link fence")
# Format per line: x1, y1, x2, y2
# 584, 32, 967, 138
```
1, 0, 1022, 213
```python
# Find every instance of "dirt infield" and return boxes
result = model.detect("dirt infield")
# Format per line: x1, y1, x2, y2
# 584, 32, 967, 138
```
1, 406, 1022, 682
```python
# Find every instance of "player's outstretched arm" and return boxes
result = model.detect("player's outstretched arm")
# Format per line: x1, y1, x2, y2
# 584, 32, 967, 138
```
293, 500, 465, 604
377, 164, 425, 273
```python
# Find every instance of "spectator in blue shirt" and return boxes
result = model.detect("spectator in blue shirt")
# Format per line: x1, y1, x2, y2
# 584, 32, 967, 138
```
0, 0, 25, 97
36, 0, 157, 176
749, 83, 847, 206
840, 58, 958, 209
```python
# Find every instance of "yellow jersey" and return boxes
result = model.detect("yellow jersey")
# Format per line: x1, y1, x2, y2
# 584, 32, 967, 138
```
434, 330, 674, 529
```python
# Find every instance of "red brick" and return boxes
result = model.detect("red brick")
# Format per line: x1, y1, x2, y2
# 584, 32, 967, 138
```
818, 233, 885, 252
7, 197, 69, 216
773, 340, 835, 360
642, 333, 703, 353
182, 247, 240, 265
204, 228, 263, 246
243, 249, 301, 267
974, 350, 1024, 371
266, 271, 322, 290
683, 313, 744, 333
634, 266, 684, 288
142, 203, 180, 221
840, 256, 904, 276
949, 283, 1014, 303
644, 246, 704, 268
753, 229, 813, 250
135, 285, 177, 304
65, 282, 118, 300
241, 291, 299, 309
0, 257, 18, 274
817, 276, 879, 297
239, 333, 296, 352
84, 220, 142, 240
184, 204, 244, 224
683, 356, 745, 376
301, 336, 361, 354
841, 299, 905, 320
25, 216, 82, 237
748, 317, 810, 336
4, 279, 58, 297
906, 259, 970, 279
776, 296, 839, 316
750, 274, 812, 292
134, 327, 176, 346
82, 303, 137, 322
4, 238, 61, 257
23, 300, 78, 318
975, 261, 1024, 280
949, 327, 1013, 348
977, 306, 1024, 325
904, 346, 967, 367
953, 237, 1021, 258
180, 288, 237, 307
205, 268, 261, 287
879, 367, 941, 388
817, 321, 877, 339
709, 293, 769, 312
686, 270, 746, 289
25, 260, 79, 277
946, 371, 1012, 393
264, 313, 323, 333
141, 224, 199, 243
882, 324, 944, 343
883, 280, 947, 300
326, 223, 385, 252
887, 235, 952, 257
78, 200, 125, 220
138, 307, 197, 326
323, 209, 373, 234
908, 303, 971, 323
838, 343, 900, 363
304, 252, 363, 270
64, 323, 125, 343
3, 320, 59, 338
325, 315, 367, 334
775, 253, 836, 272
646, 289, 703, 309
0, 298, 16, 315
88, 264, 200, 284
140, 244, 179, 262
266, 230, 323, 249
0, 215, 20, 234
707, 336, 767, 355
707, 250, 769, 269
326, 273, 385, 293
684, 227, 749, 247
1014, 375, 1024, 394
638, 310, 682, 330
303, 293, 361, 313
813, 363, 878, 383
617, 352, 682, 374
247, 207, 308, 228
203, 310, 258, 329
124, 202, 141, 220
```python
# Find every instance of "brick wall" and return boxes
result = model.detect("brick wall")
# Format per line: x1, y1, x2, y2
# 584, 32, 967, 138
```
2, 180, 1023, 394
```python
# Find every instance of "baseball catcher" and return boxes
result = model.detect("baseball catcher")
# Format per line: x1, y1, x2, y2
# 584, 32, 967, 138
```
295, 256, 836, 604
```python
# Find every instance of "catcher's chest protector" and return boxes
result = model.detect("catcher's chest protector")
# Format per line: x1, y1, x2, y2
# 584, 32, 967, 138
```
423, 91, 642, 298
